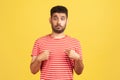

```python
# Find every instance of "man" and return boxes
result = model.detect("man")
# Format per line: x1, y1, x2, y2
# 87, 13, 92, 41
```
30, 5, 84, 80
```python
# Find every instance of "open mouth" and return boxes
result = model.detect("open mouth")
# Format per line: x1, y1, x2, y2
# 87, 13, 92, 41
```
56, 26, 62, 29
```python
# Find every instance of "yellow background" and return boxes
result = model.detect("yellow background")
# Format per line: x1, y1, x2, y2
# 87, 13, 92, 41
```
0, 0, 120, 80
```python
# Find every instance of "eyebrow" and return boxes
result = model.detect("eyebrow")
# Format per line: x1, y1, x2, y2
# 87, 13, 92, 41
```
53, 15, 65, 18
53, 15, 58, 17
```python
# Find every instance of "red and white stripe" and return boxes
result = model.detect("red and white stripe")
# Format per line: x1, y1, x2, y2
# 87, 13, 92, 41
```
32, 34, 82, 80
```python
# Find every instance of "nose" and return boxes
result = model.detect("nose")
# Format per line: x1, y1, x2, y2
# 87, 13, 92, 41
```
57, 19, 61, 24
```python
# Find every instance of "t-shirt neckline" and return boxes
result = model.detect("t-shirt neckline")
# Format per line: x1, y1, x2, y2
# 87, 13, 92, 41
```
48, 34, 68, 40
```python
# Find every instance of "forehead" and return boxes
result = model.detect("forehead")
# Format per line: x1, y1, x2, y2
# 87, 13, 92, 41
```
52, 13, 67, 17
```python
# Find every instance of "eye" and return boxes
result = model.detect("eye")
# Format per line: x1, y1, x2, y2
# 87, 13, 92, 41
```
53, 16, 58, 20
61, 17, 65, 20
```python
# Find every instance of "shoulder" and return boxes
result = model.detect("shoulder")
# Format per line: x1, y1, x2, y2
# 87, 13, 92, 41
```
34, 34, 50, 43
67, 35, 80, 43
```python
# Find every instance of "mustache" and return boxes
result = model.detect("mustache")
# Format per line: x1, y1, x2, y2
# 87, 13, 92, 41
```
55, 24, 62, 27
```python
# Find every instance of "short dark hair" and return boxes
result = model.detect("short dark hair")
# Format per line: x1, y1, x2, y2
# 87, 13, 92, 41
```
50, 5, 68, 17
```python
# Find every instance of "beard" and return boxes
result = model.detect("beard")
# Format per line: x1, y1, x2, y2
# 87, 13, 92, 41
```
51, 24, 66, 33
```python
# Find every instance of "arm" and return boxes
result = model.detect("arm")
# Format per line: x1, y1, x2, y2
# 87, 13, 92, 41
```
30, 50, 49, 74
74, 57, 84, 75
65, 50, 84, 75
30, 56, 42, 74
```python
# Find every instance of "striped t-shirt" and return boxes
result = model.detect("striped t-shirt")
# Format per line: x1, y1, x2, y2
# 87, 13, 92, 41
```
32, 34, 82, 80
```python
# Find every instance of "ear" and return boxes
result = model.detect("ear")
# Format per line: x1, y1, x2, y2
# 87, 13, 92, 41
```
66, 19, 68, 24
49, 17, 52, 24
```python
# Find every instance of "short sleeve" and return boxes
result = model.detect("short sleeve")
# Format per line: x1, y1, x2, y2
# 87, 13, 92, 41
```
31, 39, 40, 56
71, 39, 83, 68
75, 40, 83, 61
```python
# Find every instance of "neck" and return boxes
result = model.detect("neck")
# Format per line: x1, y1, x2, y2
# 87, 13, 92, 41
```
50, 32, 66, 39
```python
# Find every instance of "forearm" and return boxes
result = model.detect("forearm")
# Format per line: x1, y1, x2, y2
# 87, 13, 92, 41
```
74, 58, 84, 75
30, 58, 42, 74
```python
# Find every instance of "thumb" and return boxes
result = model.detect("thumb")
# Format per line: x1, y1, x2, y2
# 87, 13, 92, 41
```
64, 49, 70, 55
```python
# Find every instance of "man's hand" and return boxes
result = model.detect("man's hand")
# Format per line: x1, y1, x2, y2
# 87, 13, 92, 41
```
37, 50, 50, 62
65, 50, 80, 60
30, 50, 49, 74
65, 50, 84, 75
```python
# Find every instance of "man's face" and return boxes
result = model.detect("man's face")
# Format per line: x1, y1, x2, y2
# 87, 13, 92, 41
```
50, 13, 67, 33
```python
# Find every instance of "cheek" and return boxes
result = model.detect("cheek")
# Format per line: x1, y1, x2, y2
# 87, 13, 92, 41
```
51, 21, 57, 26
61, 21, 66, 26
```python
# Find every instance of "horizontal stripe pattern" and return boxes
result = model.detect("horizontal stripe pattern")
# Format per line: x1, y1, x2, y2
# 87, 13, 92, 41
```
32, 34, 82, 80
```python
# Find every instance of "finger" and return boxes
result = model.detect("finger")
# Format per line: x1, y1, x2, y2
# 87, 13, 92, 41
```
43, 50, 49, 53
64, 49, 70, 55
44, 50, 49, 52
64, 49, 68, 53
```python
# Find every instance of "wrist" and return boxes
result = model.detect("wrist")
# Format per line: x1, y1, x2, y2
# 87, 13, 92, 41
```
36, 56, 42, 63
75, 55, 81, 61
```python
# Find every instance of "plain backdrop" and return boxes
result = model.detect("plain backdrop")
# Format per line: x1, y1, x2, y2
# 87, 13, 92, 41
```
0, 0, 120, 80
